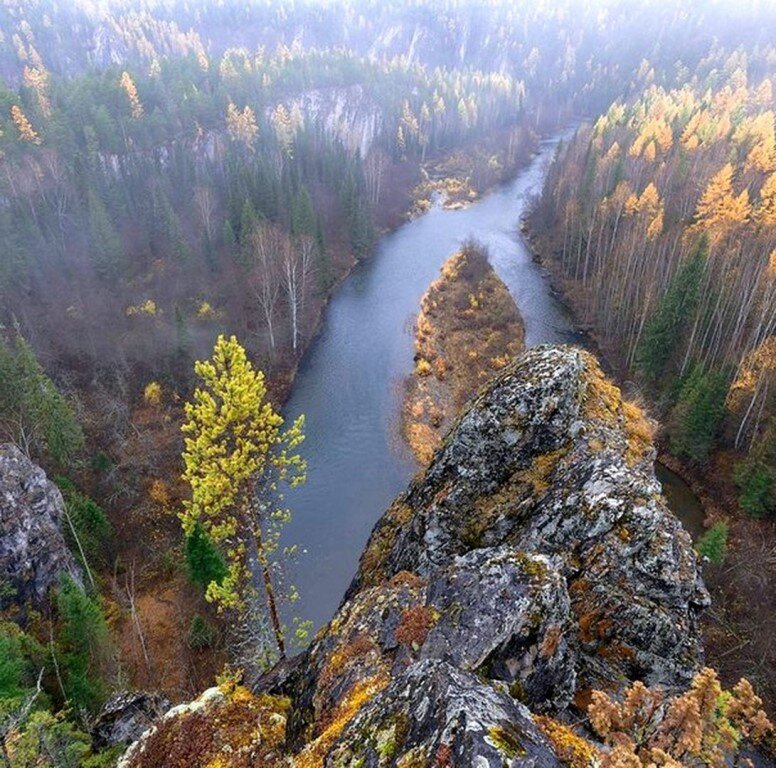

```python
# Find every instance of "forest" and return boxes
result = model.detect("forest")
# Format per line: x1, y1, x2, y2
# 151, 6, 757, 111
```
532, 64, 775, 509
0, 0, 774, 766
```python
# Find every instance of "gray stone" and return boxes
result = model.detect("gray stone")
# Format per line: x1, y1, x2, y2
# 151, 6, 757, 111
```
325, 660, 562, 768
93, 691, 171, 749
0, 444, 81, 615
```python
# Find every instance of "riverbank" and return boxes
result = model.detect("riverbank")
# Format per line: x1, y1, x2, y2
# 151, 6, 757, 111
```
402, 242, 525, 463
408, 125, 538, 218
279, 130, 576, 632
104, 123, 553, 701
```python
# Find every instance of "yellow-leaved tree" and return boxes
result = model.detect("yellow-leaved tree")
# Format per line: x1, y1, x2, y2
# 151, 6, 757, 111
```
180, 334, 306, 657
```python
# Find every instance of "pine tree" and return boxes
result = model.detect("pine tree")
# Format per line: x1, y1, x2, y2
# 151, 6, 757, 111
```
87, 190, 123, 279
734, 421, 775, 517
55, 575, 110, 713
0, 630, 26, 700
696, 521, 728, 563
55, 477, 111, 570
180, 335, 306, 657
185, 522, 227, 589
0, 334, 84, 467
238, 198, 259, 266
291, 186, 316, 237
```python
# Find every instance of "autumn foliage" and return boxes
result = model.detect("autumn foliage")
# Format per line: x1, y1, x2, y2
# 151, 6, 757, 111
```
588, 668, 773, 768
532, 66, 775, 481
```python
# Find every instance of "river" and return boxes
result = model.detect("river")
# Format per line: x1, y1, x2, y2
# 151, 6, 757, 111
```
280, 131, 702, 632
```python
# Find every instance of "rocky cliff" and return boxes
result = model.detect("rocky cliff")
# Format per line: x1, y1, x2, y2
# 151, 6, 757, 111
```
0, 443, 82, 615
120, 346, 710, 768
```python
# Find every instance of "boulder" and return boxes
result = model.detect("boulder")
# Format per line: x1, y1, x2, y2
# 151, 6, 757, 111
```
92, 691, 171, 749
0, 443, 81, 615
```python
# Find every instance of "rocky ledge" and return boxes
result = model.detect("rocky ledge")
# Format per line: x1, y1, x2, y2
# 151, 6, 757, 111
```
0, 443, 81, 615
122, 346, 710, 767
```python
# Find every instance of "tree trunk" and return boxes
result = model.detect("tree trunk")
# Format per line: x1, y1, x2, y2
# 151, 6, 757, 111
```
252, 522, 285, 658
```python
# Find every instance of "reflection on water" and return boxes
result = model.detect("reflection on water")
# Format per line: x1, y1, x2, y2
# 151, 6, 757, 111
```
280, 130, 703, 631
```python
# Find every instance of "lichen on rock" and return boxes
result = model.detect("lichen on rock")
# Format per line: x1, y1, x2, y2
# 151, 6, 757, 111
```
0, 443, 82, 616
121, 345, 709, 768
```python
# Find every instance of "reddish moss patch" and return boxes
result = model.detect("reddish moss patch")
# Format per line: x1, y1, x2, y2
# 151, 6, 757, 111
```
129, 687, 289, 768
395, 605, 439, 648
390, 571, 426, 589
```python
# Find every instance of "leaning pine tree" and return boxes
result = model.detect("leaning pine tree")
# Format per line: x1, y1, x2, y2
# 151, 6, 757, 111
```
180, 335, 306, 658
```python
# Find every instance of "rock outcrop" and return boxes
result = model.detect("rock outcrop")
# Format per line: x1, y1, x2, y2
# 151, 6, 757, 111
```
0, 443, 81, 615
92, 692, 172, 750
121, 346, 709, 767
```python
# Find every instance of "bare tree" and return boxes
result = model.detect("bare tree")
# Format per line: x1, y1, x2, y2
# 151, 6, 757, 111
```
281, 235, 315, 354
364, 148, 388, 207
250, 225, 282, 356
0, 669, 44, 768
194, 185, 217, 244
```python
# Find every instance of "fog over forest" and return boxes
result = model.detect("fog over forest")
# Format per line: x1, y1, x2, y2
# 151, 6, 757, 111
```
0, 1, 774, 766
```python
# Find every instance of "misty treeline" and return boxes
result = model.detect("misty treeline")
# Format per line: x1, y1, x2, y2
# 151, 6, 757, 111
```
0, 43, 534, 386
1, 0, 773, 97
532, 56, 775, 513
1, 0, 772, 390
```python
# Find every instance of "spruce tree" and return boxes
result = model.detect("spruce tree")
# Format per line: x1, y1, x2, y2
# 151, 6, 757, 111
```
55, 576, 110, 712
669, 364, 728, 463
637, 239, 707, 384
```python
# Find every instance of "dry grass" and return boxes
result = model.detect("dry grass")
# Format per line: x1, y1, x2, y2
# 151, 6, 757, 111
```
402, 243, 525, 464
580, 352, 656, 466
534, 715, 598, 768
294, 674, 390, 768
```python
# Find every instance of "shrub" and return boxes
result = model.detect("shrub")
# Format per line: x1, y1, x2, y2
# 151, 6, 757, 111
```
143, 381, 163, 406
588, 667, 772, 767
415, 358, 433, 377
185, 522, 227, 590
187, 615, 218, 650
696, 521, 728, 564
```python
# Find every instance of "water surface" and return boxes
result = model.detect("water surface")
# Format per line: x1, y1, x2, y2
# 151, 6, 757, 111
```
281, 132, 700, 630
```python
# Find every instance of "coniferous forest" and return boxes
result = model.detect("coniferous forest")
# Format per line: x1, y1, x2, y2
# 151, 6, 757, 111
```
0, 2, 775, 766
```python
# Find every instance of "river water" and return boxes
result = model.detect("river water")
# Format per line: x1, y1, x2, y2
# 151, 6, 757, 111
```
280, 132, 701, 631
